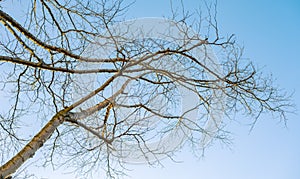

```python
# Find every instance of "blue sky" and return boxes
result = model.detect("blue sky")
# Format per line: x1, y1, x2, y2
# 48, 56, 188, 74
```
1, 0, 300, 179
124, 1, 300, 179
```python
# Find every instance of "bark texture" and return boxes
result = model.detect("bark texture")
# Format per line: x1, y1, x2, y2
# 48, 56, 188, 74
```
0, 111, 66, 178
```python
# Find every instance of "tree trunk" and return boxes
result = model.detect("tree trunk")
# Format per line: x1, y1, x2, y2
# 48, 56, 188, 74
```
0, 111, 66, 178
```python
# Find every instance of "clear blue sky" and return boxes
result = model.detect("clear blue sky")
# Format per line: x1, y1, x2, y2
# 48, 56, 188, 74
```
2, 0, 300, 179
124, 1, 300, 179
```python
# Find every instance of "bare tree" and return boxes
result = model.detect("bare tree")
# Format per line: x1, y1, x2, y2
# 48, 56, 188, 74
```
0, 0, 291, 178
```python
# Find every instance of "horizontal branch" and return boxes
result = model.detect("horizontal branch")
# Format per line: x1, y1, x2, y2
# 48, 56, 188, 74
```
117, 103, 181, 119
0, 56, 118, 74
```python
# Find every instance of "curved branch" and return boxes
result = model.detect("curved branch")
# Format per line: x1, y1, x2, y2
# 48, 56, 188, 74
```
0, 9, 127, 63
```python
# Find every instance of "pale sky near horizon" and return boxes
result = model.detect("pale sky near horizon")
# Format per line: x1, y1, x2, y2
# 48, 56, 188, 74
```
1, 0, 300, 179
